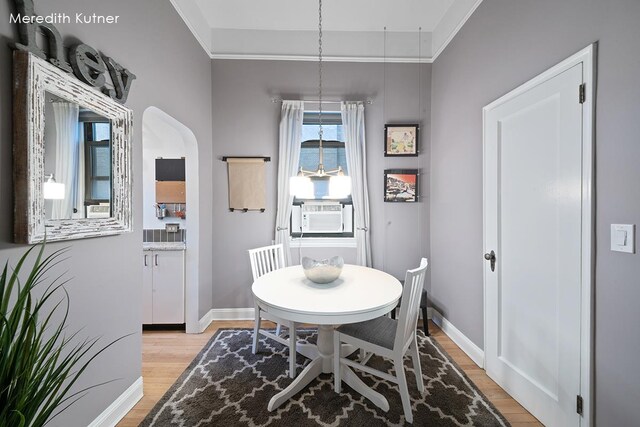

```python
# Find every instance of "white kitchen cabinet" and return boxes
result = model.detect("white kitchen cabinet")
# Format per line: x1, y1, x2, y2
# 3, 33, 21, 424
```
143, 250, 185, 324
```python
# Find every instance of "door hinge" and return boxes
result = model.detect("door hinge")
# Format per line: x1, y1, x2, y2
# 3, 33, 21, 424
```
576, 395, 584, 415
579, 83, 586, 104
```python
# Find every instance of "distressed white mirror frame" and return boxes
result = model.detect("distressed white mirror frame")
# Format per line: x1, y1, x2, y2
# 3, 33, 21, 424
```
13, 51, 133, 243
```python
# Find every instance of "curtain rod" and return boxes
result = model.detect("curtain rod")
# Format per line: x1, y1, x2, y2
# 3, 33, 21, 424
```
221, 156, 271, 162
271, 98, 373, 105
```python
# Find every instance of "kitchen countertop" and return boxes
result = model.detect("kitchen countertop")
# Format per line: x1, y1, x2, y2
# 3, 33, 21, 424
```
143, 242, 186, 251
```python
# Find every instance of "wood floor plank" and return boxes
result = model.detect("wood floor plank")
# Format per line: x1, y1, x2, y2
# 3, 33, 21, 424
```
117, 320, 543, 426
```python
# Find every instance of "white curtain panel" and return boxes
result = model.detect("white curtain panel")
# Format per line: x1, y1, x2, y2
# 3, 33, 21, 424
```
51, 102, 80, 220
274, 100, 304, 265
342, 101, 372, 266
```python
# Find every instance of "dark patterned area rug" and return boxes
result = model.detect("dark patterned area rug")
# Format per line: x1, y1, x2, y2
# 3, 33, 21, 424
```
140, 329, 509, 426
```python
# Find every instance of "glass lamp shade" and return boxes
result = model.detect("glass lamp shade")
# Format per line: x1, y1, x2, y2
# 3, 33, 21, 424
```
289, 175, 314, 199
43, 181, 65, 200
329, 175, 351, 199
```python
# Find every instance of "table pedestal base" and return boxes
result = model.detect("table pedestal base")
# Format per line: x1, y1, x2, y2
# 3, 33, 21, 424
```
267, 325, 389, 412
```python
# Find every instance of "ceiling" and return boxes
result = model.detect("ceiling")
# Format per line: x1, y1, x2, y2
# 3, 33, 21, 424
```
170, 0, 483, 62
195, 0, 453, 32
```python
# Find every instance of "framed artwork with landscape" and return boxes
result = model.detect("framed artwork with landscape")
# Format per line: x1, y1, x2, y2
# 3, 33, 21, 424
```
384, 169, 419, 203
384, 124, 419, 156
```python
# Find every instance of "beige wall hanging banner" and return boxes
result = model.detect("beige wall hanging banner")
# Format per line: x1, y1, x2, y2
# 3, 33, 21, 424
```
225, 157, 268, 212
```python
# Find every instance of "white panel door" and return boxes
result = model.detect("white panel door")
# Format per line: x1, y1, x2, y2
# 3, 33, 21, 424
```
484, 64, 584, 427
152, 251, 185, 324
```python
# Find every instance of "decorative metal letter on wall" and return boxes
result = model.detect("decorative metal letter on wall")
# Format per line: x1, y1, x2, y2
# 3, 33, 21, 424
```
10, 0, 136, 104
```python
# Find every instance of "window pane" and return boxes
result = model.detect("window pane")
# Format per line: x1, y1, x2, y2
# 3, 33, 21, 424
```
92, 146, 111, 177
91, 180, 111, 200
299, 146, 348, 174
298, 117, 350, 200
302, 124, 343, 141
312, 179, 329, 199
321, 147, 347, 171
93, 123, 111, 141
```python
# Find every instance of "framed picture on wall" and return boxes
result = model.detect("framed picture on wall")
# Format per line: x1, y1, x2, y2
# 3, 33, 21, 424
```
384, 124, 419, 156
384, 169, 419, 203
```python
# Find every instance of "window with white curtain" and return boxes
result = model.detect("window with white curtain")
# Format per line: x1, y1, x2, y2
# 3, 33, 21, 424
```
297, 111, 350, 201
290, 111, 354, 239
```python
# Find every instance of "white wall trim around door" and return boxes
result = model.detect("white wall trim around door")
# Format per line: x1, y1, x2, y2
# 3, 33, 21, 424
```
88, 377, 143, 427
482, 44, 595, 427
430, 309, 484, 368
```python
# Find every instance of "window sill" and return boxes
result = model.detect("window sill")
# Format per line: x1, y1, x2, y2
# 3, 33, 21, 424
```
290, 237, 356, 248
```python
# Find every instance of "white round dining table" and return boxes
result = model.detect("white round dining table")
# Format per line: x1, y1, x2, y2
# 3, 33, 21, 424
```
252, 264, 402, 412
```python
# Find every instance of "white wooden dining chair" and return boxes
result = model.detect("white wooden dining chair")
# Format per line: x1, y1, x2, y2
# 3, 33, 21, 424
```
333, 258, 428, 423
248, 243, 298, 378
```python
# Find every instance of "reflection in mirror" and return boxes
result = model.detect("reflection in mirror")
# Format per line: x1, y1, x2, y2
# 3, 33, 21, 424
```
43, 92, 112, 220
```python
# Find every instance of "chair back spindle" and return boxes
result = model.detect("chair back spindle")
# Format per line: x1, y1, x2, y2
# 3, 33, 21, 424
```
394, 258, 429, 351
249, 244, 286, 281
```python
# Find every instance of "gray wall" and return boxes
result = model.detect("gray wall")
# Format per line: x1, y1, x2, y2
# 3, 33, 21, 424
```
430, 0, 640, 424
211, 60, 431, 308
0, 0, 213, 425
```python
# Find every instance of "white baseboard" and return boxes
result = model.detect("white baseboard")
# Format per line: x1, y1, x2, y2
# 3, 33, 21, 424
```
88, 377, 143, 427
430, 309, 484, 368
199, 308, 255, 330
198, 309, 214, 333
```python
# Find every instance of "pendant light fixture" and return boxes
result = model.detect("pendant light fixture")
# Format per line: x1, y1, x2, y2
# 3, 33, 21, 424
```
290, 0, 351, 199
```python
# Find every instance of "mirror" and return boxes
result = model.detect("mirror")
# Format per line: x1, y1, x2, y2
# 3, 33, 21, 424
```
43, 92, 112, 220
13, 51, 133, 243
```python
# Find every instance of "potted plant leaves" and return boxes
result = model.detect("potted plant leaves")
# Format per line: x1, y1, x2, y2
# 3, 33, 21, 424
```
0, 243, 130, 426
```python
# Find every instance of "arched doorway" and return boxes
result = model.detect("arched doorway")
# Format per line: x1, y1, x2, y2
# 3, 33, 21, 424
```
142, 107, 200, 333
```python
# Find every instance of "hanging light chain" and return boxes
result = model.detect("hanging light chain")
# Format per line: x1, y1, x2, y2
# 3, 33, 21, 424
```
317, 0, 324, 170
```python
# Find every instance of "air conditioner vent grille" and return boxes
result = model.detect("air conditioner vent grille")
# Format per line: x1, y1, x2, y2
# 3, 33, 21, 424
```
302, 202, 342, 212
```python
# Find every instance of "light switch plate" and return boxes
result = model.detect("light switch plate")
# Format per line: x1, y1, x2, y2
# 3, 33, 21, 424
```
611, 224, 635, 253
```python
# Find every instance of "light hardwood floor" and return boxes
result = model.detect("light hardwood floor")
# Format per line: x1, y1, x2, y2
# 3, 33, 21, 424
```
117, 320, 542, 426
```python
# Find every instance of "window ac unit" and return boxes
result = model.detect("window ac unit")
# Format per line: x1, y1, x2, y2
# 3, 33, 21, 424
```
301, 202, 343, 233
86, 204, 110, 218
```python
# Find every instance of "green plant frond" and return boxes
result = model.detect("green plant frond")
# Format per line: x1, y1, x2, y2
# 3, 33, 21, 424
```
36, 271, 73, 300
44, 332, 134, 411
29, 249, 71, 285
20, 241, 47, 288
41, 391, 88, 426
30, 333, 101, 412
51, 377, 120, 419
17, 247, 69, 301
4, 244, 37, 292
0, 263, 9, 311
0, 242, 131, 426
10, 409, 27, 427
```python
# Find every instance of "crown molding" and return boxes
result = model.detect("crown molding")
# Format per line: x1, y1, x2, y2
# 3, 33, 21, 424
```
170, 0, 214, 59
432, 0, 483, 61
210, 53, 433, 63
171, 0, 483, 63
